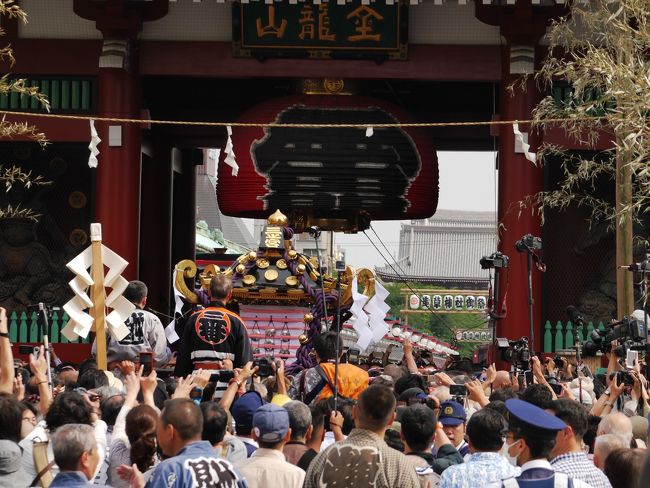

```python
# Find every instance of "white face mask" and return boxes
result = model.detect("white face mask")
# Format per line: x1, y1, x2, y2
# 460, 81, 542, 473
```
500, 439, 520, 467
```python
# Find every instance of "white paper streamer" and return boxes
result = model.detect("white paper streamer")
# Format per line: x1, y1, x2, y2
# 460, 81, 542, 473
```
61, 236, 134, 341
101, 245, 128, 287
512, 123, 537, 163
88, 120, 101, 168
365, 281, 390, 343
105, 295, 134, 341
165, 267, 183, 344
365, 126, 374, 138
223, 125, 239, 176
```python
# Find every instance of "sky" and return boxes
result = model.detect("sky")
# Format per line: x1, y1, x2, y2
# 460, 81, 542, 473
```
335, 151, 498, 270
241, 151, 498, 269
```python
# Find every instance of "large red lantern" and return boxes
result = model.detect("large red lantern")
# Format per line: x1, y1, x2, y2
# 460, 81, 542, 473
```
218, 94, 438, 232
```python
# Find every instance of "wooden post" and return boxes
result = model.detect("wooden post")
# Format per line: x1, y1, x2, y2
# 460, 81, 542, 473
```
616, 144, 634, 317
89, 223, 108, 370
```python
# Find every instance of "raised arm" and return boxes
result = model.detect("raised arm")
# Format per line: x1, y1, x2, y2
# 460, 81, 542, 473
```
0, 308, 14, 393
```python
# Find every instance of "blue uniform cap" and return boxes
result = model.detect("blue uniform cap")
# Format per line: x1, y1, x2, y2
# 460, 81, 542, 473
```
438, 400, 467, 426
505, 398, 566, 432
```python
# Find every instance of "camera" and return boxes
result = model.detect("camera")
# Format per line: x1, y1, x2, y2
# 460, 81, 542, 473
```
498, 337, 530, 367
610, 370, 635, 386
209, 370, 235, 383
480, 252, 510, 270
515, 234, 542, 252
449, 384, 467, 397
583, 316, 647, 356
347, 348, 360, 365
252, 358, 275, 377
139, 352, 153, 376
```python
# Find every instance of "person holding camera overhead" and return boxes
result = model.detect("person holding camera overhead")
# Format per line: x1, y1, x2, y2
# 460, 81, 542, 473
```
175, 275, 252, 377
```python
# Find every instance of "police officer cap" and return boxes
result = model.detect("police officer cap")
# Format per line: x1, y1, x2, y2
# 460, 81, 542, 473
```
505, 398, 566, 432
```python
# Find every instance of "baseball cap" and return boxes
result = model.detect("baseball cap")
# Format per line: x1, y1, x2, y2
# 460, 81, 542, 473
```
253, 403, 290, 443
232, 391, 265, 432
438, 400, 467, 426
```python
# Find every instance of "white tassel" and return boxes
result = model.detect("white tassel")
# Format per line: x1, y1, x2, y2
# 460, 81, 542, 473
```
224, 125, 239, 176
88, 120, 101, 168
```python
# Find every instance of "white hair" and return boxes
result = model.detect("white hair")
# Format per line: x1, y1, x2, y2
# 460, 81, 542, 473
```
598, 412, 633, 446
51, 423, 96, 471
594, 434, 629, 464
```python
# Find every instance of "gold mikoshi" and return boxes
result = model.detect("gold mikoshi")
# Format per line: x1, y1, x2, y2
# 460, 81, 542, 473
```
309, 256, 319, 268
303, 313, 314, 323
298, 333, 309, 345
235, 264, 246, 274
247, 251, 257, 261
256, 258, 270, 269
296, 264, 306, 274
243, 275, 256, 286
287, 250, 298, 260
264, 269, 279, 281
276, 259, 288, 270
285, 276, 299, 287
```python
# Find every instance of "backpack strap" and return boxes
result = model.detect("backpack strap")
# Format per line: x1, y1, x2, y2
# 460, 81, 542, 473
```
315, 364, 350, 400
502, 478, 519, 488
303, 368, 326, 405
32, 440, 54, 488
554, 472, 570, 488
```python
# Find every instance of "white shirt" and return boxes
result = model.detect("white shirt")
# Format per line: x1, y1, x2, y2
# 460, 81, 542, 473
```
237, 448, 305, 488
19, 420, 107, 483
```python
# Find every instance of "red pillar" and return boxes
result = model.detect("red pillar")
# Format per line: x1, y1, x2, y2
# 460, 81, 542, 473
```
497, 68, 543, 352
73, 0, 168, 279
95, 57, 141, 279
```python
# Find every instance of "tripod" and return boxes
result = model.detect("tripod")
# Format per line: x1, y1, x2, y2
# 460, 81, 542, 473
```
515, 235, 545, 356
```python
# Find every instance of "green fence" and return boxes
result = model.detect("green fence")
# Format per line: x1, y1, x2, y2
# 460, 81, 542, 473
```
543, 320, 607, 353
8, 310, 89, 344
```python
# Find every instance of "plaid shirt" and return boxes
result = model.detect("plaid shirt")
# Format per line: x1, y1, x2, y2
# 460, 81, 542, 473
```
551, 452, 611, 488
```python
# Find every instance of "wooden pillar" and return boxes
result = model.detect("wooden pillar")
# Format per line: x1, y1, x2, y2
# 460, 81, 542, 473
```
95, 55, 142, 280
73, 0, 168, 280
140, 136, 174, 315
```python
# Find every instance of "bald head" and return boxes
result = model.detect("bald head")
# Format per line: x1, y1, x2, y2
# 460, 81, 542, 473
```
597, 412, 633, 445
493, 371, 512, 390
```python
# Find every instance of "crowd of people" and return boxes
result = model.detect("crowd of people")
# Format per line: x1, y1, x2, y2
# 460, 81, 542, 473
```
1, 277, 650, 487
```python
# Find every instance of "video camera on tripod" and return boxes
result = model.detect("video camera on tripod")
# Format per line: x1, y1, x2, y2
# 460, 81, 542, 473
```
583, 316, 647, 357
515, 234, 542, 252
479, 252, 510, 270
496, 336, 531, 368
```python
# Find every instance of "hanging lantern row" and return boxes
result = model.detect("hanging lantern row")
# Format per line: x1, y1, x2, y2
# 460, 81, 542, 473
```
410, 294, 487, 311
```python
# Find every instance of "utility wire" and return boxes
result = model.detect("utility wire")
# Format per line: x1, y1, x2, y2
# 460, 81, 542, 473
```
362, 230, 486, 339
367, 224, 489, 332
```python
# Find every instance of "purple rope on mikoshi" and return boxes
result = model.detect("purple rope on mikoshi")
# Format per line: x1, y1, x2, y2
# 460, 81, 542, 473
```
284, 240, 339, 374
